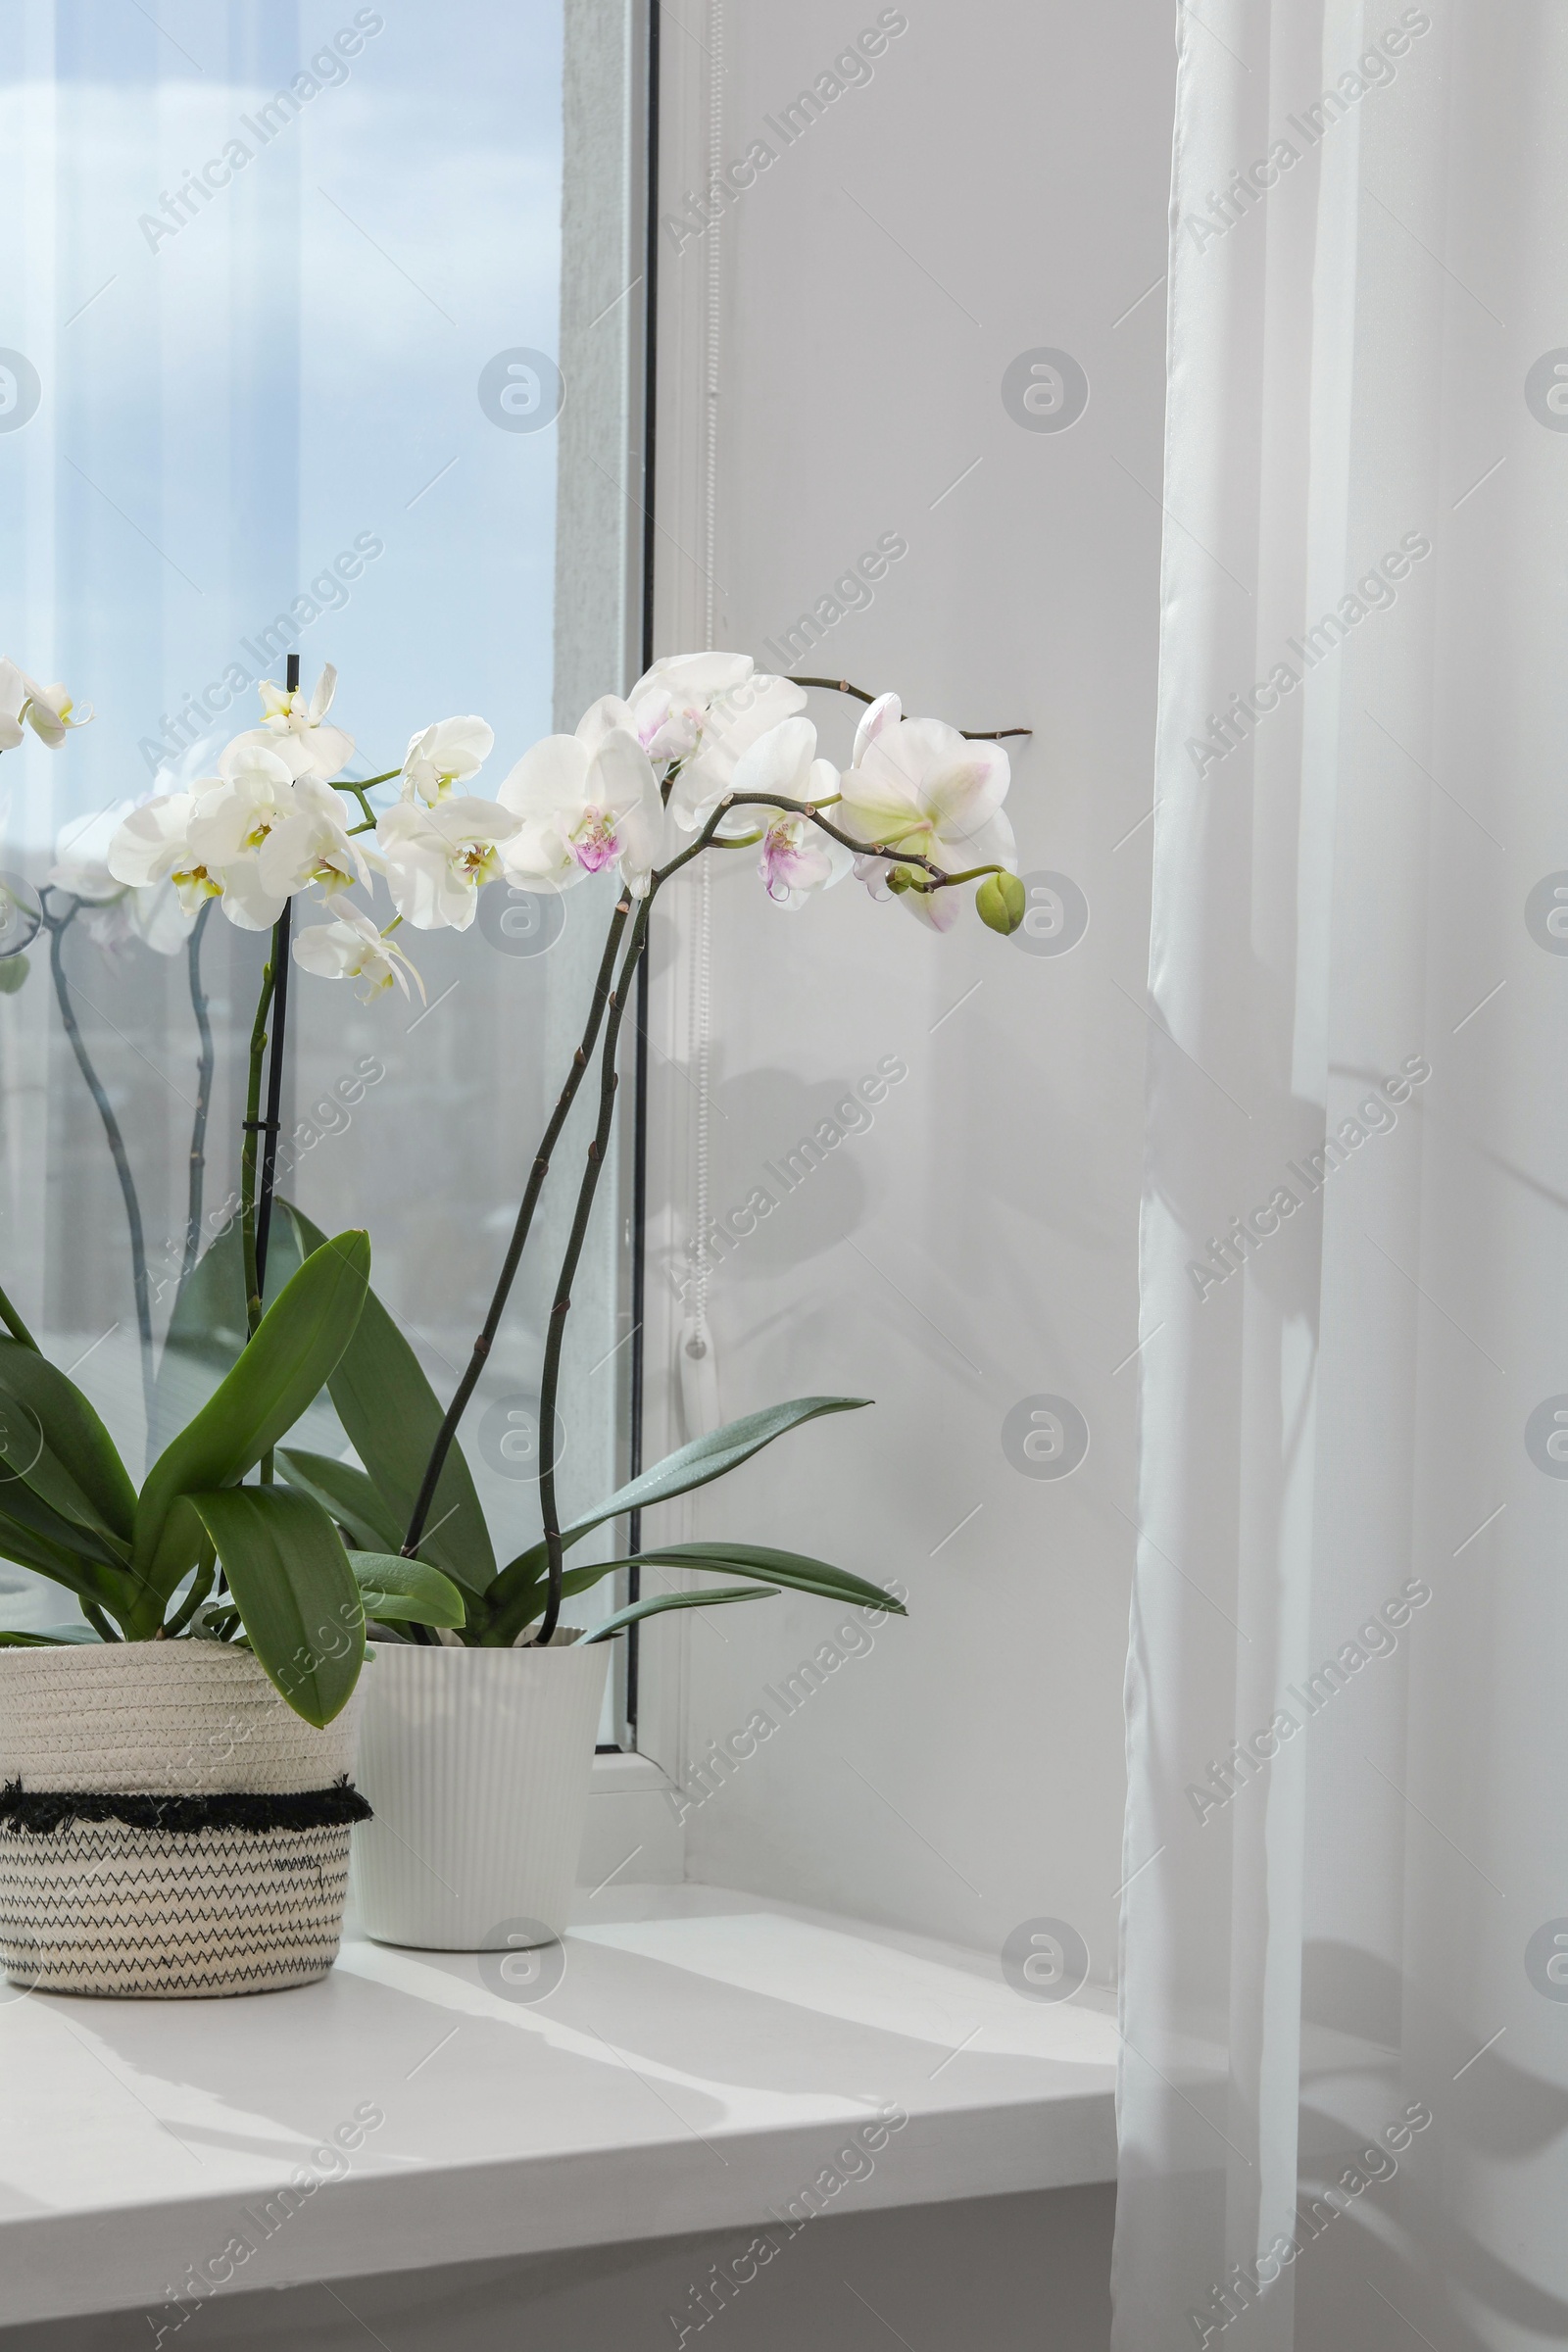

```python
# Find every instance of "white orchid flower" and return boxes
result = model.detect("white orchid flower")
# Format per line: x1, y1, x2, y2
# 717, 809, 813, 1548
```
669, 673, 809, 832
49, 803, 195, 956
178, 742, 299, 931
0, 662, 24, 752
293, 906, 424, 1004
107, 794, 222, 915
229, 663, 354, 780
624, 651, 754, 768
0, 658, 92, 750
759, 811, 854, 908
625, 653, 808, 832
21, 679, 92, 748
257, 774, 372, 907
498, 698, 663, 896
720, 716, 850, 909
838, 694, 1016, 930
401, 714, 495, 806
376, 794, 520, 931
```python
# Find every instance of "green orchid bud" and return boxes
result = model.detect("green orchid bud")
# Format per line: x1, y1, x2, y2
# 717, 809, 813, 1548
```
0, 953, 27, 995
976, 870, 1026, 935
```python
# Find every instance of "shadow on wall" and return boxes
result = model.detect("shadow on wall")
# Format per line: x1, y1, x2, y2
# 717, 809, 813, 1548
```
654, 1064, 899, 1305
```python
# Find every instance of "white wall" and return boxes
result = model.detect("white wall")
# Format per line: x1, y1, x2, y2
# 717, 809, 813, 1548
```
640, 0, 1177, 1979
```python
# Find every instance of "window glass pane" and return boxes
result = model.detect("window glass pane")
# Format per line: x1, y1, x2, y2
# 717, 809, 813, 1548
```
0, 1, 639, 1710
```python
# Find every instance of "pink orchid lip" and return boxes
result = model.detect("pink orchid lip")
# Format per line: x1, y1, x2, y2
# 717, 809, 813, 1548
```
760, 822, 824, 900
570, 827, 619, 874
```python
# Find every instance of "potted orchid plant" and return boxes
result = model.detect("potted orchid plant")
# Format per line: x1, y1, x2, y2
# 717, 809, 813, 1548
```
0, 647, 1027, 1978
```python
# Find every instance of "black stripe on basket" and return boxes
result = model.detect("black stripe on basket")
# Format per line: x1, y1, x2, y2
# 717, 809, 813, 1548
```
0, 1776, 373, 1837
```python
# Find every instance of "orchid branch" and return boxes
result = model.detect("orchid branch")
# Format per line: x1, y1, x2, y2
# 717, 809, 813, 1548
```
41, 892, 156, 1433
400, 728, 1020, 1586
534, 900, 651, 1644
523, 795, 1011, 1639
399, 892, 634, 1560
176, 900, 216, 1302
330, 781, 380, 826
253, 905, 292, 1315
241, 652, 306, 1342
238, 956, 276, 1337
789, 675, 1031, 743
235, 907, 292, 1496
703, 791, 1012, 894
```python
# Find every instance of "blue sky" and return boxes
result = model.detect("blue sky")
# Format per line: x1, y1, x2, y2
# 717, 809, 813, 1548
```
1, 0, 564, 850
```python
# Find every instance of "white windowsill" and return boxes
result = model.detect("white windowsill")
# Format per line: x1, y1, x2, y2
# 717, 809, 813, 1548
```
589, 1746, 672, 1791
0, 1884, 1119, 2329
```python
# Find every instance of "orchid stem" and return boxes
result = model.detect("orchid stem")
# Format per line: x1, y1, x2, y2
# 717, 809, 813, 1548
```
242, 653, 302, 1338
400, 891, 633, 1562
42, 896, 156, 1436
329, 769, 398, 819
788, 676, 1031, 743
253, 902, 292, 1313
713, 791, 1007, 894
400, 713, 1018, 1602
239, 956, 276, 1339
176, 901, 215, 1304
531, 802, 1002, 1637
535, 899, 651, 1644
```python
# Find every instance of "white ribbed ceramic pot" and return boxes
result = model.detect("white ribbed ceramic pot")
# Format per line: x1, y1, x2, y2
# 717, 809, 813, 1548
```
0, 1642, 364, 1999
351, 1637, 611, 1950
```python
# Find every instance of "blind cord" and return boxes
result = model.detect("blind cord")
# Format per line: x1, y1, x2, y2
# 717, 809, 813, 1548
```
678, 0, 722, 1441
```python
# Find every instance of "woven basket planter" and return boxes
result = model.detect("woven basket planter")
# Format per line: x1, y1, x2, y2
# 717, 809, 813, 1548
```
0, 1642, 367, 2000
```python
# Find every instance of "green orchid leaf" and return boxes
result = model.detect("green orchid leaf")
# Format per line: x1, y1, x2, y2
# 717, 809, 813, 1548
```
348, 1551, 466, 1629
582, 1585, 777, 1644
149, 1207, 311, 1463
0, 1480, 129, 1585
0, 1380, 134, 1576
280, 1203, 495, 1597
140, 1494, 212, 1611
187, 1484, 365, 1728
626, 1544, 904, 1615
0, 1511, 129, 1636
488, 1396, 871, 1618
0, 1628, 76, 1646
485, 1542, 901, 1650
0, 1509, 99, 1592
278, 1448, 404, 1553
0, 1338, 136, 1541
135, 1231, 370, 1584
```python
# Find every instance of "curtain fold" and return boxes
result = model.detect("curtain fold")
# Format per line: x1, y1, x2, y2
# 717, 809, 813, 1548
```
1116, 4, 1568, 2344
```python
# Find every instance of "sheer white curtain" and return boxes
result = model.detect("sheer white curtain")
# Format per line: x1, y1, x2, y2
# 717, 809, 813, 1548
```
1116, 4, 1568, 2345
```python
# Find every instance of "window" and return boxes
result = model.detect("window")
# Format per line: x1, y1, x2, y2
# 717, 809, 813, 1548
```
0, 0, 650, 1736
